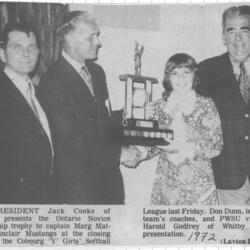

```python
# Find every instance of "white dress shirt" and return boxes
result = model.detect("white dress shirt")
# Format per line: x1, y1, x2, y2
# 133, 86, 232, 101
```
230, 56, 241, 81
4, 67, 54, 155
62, 50, 95, 97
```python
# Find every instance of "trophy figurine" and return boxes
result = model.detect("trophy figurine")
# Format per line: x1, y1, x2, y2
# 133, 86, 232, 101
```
116, 42, 173, 146
134, 41, 144, 76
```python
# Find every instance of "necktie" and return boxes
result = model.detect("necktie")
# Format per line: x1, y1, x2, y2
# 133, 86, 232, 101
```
26, 81, 41, 120
80, 66, 95, 97
239, 63, 250, 103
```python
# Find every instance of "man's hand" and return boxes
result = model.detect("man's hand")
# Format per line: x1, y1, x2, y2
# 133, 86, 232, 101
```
120, 145, 143, 168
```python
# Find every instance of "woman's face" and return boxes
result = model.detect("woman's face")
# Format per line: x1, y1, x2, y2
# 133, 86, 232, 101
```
169, 67, 195, 95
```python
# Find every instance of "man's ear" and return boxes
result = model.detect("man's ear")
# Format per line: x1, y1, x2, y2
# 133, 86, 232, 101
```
222, 31, 227, 46
0, 48, 6, 64
65, 33, 75, 48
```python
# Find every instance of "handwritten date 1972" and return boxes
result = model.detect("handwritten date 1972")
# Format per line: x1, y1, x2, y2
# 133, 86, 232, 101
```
188, 232, 217, 242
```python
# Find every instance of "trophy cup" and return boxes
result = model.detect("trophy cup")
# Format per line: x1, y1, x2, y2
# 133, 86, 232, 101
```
116, 41, 173, 146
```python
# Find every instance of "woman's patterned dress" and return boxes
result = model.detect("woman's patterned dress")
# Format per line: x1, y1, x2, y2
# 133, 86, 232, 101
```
147, 94, 223, 205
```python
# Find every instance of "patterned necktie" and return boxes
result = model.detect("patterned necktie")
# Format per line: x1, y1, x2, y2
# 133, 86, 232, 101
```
239, 63, 250, 104
80, 66, 95, 97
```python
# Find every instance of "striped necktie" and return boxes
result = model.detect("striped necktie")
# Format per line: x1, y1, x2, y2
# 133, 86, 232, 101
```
80, 66, 95, 97
239, 63, 250, 104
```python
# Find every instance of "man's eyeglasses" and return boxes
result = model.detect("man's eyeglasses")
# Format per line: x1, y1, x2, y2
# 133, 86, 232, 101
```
6, 43, 39, 54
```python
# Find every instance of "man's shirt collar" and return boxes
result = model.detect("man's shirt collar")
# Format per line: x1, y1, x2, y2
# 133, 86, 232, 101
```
62, 50, 85, 74
4, 66, 30, 97
229, 55, 241, 77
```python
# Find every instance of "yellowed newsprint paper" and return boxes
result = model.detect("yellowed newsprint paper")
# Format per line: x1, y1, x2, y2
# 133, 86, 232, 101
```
0, 1, 250, 248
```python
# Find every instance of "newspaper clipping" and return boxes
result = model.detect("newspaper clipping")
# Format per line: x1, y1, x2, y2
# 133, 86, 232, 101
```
0, 1, 250, 247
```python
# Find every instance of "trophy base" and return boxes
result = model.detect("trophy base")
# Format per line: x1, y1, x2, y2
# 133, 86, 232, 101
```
109, 119, 173, 146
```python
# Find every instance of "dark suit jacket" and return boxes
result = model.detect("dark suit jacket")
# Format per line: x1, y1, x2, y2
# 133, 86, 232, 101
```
0, 72, 54, 203
38, 56, 124, 204
198, 53, 250, 189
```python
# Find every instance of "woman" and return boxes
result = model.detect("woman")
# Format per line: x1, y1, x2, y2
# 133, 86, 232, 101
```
144, 53, 223, 205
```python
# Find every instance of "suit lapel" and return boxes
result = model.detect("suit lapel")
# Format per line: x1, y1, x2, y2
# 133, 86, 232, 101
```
35, 85, 56, 152
219, 53, 238, 91
86, 61, 111, 122
219, 53, 246, 105
1, 73, 48, 132
57, 57, 98, 117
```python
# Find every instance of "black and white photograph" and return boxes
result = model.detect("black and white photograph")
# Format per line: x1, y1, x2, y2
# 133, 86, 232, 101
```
0, 1, 249, 247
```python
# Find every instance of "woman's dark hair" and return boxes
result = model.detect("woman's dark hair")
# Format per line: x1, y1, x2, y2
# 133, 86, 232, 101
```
162, 53, 200, 99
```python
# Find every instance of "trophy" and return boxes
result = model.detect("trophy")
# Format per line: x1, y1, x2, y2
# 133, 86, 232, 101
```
116, 41, 173, 146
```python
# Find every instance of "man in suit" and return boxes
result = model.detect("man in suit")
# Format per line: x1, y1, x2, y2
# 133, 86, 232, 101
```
0, 22, 54, 203
38, 11, 140, 204
198, 5, 250, 204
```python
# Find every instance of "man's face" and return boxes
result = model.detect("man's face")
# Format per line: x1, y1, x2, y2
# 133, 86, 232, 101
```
0, 30, 39, 76
223, 14, 250, 64
68, 21, 101, 64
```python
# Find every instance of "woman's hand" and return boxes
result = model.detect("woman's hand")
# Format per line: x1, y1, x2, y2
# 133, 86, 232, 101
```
157, 139, 180, 153
158, 138, 195, 163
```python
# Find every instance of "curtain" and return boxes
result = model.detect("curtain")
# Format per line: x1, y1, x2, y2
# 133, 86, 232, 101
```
0, 2, 68, 81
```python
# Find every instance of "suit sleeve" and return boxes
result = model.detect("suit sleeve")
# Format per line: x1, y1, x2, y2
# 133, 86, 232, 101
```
90, 63, 122, 169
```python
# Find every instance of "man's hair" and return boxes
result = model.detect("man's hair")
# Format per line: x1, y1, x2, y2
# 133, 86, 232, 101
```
162, 53, 200, 100
222, 5, 250, 31
0, 22, 39, 48
57, 11, 96, 42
